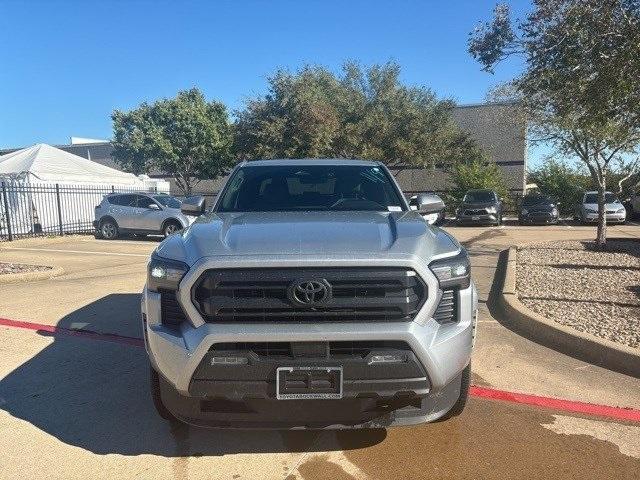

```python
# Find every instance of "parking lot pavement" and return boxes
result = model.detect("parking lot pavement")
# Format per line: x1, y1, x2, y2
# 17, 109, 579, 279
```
0, 230, 639, 480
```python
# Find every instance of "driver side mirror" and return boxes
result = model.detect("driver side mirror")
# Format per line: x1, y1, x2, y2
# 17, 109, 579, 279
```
410, 193, 445, 214
181, 196, 206, 216
148, 203, 161, 211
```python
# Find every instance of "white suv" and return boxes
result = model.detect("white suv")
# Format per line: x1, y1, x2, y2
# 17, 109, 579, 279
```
94, 193, 194, 239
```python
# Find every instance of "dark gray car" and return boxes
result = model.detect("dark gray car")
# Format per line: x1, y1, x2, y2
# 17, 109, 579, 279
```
457, 189, 503, 226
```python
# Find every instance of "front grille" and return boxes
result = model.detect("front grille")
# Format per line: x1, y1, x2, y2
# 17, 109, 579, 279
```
433, 290, 457, 324
464, 208, 488, 215
210, 341, 412, 359
193, 268, 426, 323
160, 291, 188, 327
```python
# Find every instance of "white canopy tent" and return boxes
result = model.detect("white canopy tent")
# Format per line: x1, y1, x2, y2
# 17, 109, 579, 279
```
0, 143, 142, 185
0, 144, 167, 235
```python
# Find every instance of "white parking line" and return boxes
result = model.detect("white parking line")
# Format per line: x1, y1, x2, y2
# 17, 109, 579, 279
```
3, 247, 149, 257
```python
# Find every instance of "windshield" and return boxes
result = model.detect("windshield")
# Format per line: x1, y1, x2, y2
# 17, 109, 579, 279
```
463, 190, 496, 203
216, 164, 405, 212
584, 193, 618, 204
154, 195, 181, 208
522, 195, 553, 206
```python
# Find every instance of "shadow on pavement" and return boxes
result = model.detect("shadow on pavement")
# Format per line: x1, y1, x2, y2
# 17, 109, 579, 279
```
0, 294, 386, 457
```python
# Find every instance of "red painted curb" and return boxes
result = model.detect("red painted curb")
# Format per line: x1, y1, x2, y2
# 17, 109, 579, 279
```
470, 386, 640, 423
0, 317, 144, 348
1, 316, 638, 423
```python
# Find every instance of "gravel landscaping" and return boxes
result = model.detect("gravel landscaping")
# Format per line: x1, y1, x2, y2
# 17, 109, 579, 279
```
516, 240, 640, 349
0, 262, 53, 275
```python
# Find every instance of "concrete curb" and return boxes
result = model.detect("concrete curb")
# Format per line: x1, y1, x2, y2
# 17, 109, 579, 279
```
499, 246, 640, 379
0, 266, 64, 284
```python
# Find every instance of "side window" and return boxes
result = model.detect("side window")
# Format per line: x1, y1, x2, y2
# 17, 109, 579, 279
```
120, 194, 137, 206
108, 195, 134, 206
136, 195, 156, 209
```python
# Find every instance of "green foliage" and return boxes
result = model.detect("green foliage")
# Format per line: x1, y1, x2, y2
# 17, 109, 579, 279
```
112, 88, 234, 194
451, 158, 507, 201
528, 159, 590, 214
469, 0, 640, 245
234, 62, 484, 168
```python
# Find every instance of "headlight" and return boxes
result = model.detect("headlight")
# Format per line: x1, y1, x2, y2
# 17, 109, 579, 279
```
148, 253, 189, 292
429, 250, 471, 289
521, 208, 529, 215
616, 208, 625, 214
486, 206, 497, 214
552, 208, 558, 215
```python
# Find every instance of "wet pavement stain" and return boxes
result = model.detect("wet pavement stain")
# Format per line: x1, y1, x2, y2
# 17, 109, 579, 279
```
294, 398, 640, 480
170, 422, 191, 479
296, 455, 357, 480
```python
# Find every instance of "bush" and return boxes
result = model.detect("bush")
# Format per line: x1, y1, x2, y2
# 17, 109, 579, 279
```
528, 159, 590, 214
451, 159, 508, 201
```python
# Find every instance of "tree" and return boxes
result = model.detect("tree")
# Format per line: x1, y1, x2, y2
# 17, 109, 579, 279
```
112, 88, 234, 195
234, 62, 485, 170
451, 158, 507, 202
469, 1, 640, 247
528, 159, 590, 214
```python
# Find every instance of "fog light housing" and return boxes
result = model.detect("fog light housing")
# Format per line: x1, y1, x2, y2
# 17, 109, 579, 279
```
368, 354, 406, 365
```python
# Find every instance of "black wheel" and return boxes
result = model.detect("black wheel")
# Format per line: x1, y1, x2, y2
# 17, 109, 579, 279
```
440, 363, 470, 421
93, 229, 103, 239
162, 220, 182, 238
100, 219, 119, 240
150, 365, 179, 422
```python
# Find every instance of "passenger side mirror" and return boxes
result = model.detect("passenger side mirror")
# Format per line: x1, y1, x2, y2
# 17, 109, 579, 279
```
181, 196, 206, 216
148, 203, 161, 210
410, 193, 445, 214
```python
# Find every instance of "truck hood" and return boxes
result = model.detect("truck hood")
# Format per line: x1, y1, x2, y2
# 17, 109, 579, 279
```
155, 211, 461, 266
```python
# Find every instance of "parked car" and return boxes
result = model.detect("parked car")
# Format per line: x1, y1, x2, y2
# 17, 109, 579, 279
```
574, 191, 626, 224
410, 192, 446, 225
518, 194, 559, 225
625, 187, 640, 219
142, 159, 477, 429
456, 189, 503, 226
94, 193, 195, 240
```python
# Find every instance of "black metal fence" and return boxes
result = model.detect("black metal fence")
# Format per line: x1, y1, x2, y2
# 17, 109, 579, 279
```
0, 182, 526, 242
0, 182, 157, 241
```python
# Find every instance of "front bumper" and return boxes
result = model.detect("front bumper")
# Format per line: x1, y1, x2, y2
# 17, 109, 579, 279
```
142, 255, 477, 428
519, 213, 558, 224
457, 213, 498, 225
582, 212, 626, 223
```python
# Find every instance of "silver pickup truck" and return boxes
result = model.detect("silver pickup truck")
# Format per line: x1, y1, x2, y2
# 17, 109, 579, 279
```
141, 159, 477, 429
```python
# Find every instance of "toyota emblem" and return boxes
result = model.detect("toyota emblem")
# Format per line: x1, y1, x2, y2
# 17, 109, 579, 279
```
288, 279, 331, 306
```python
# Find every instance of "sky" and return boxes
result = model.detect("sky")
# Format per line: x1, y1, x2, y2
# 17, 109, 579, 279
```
0, 0, 536, 157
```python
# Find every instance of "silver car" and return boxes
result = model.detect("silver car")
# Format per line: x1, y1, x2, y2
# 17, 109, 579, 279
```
94, 193, 194, 239
576, 191, 626, 224
142, 159, 477, 429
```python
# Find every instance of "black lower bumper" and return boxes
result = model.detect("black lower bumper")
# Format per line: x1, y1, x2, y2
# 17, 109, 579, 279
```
156, 341, 455, 429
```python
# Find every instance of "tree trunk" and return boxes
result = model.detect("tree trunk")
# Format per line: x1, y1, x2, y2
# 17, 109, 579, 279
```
596, 175, 607, 248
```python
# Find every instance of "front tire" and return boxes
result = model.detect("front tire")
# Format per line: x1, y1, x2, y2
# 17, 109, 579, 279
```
150, 365, 179, 422
162, 220, 182, 238
100, 219, 119, 240
439, 363, 470, 421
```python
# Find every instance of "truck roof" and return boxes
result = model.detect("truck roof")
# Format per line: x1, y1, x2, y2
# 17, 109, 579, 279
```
240, 158, 382, 167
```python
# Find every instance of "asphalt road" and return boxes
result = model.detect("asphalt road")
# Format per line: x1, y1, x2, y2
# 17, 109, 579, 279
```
0, 221, 638, 480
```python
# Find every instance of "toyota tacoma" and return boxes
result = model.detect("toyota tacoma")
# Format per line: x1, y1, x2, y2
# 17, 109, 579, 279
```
141, 159, 477, 429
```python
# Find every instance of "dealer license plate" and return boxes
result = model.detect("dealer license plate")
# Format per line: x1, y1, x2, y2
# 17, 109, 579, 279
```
276, 366, 343, 400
